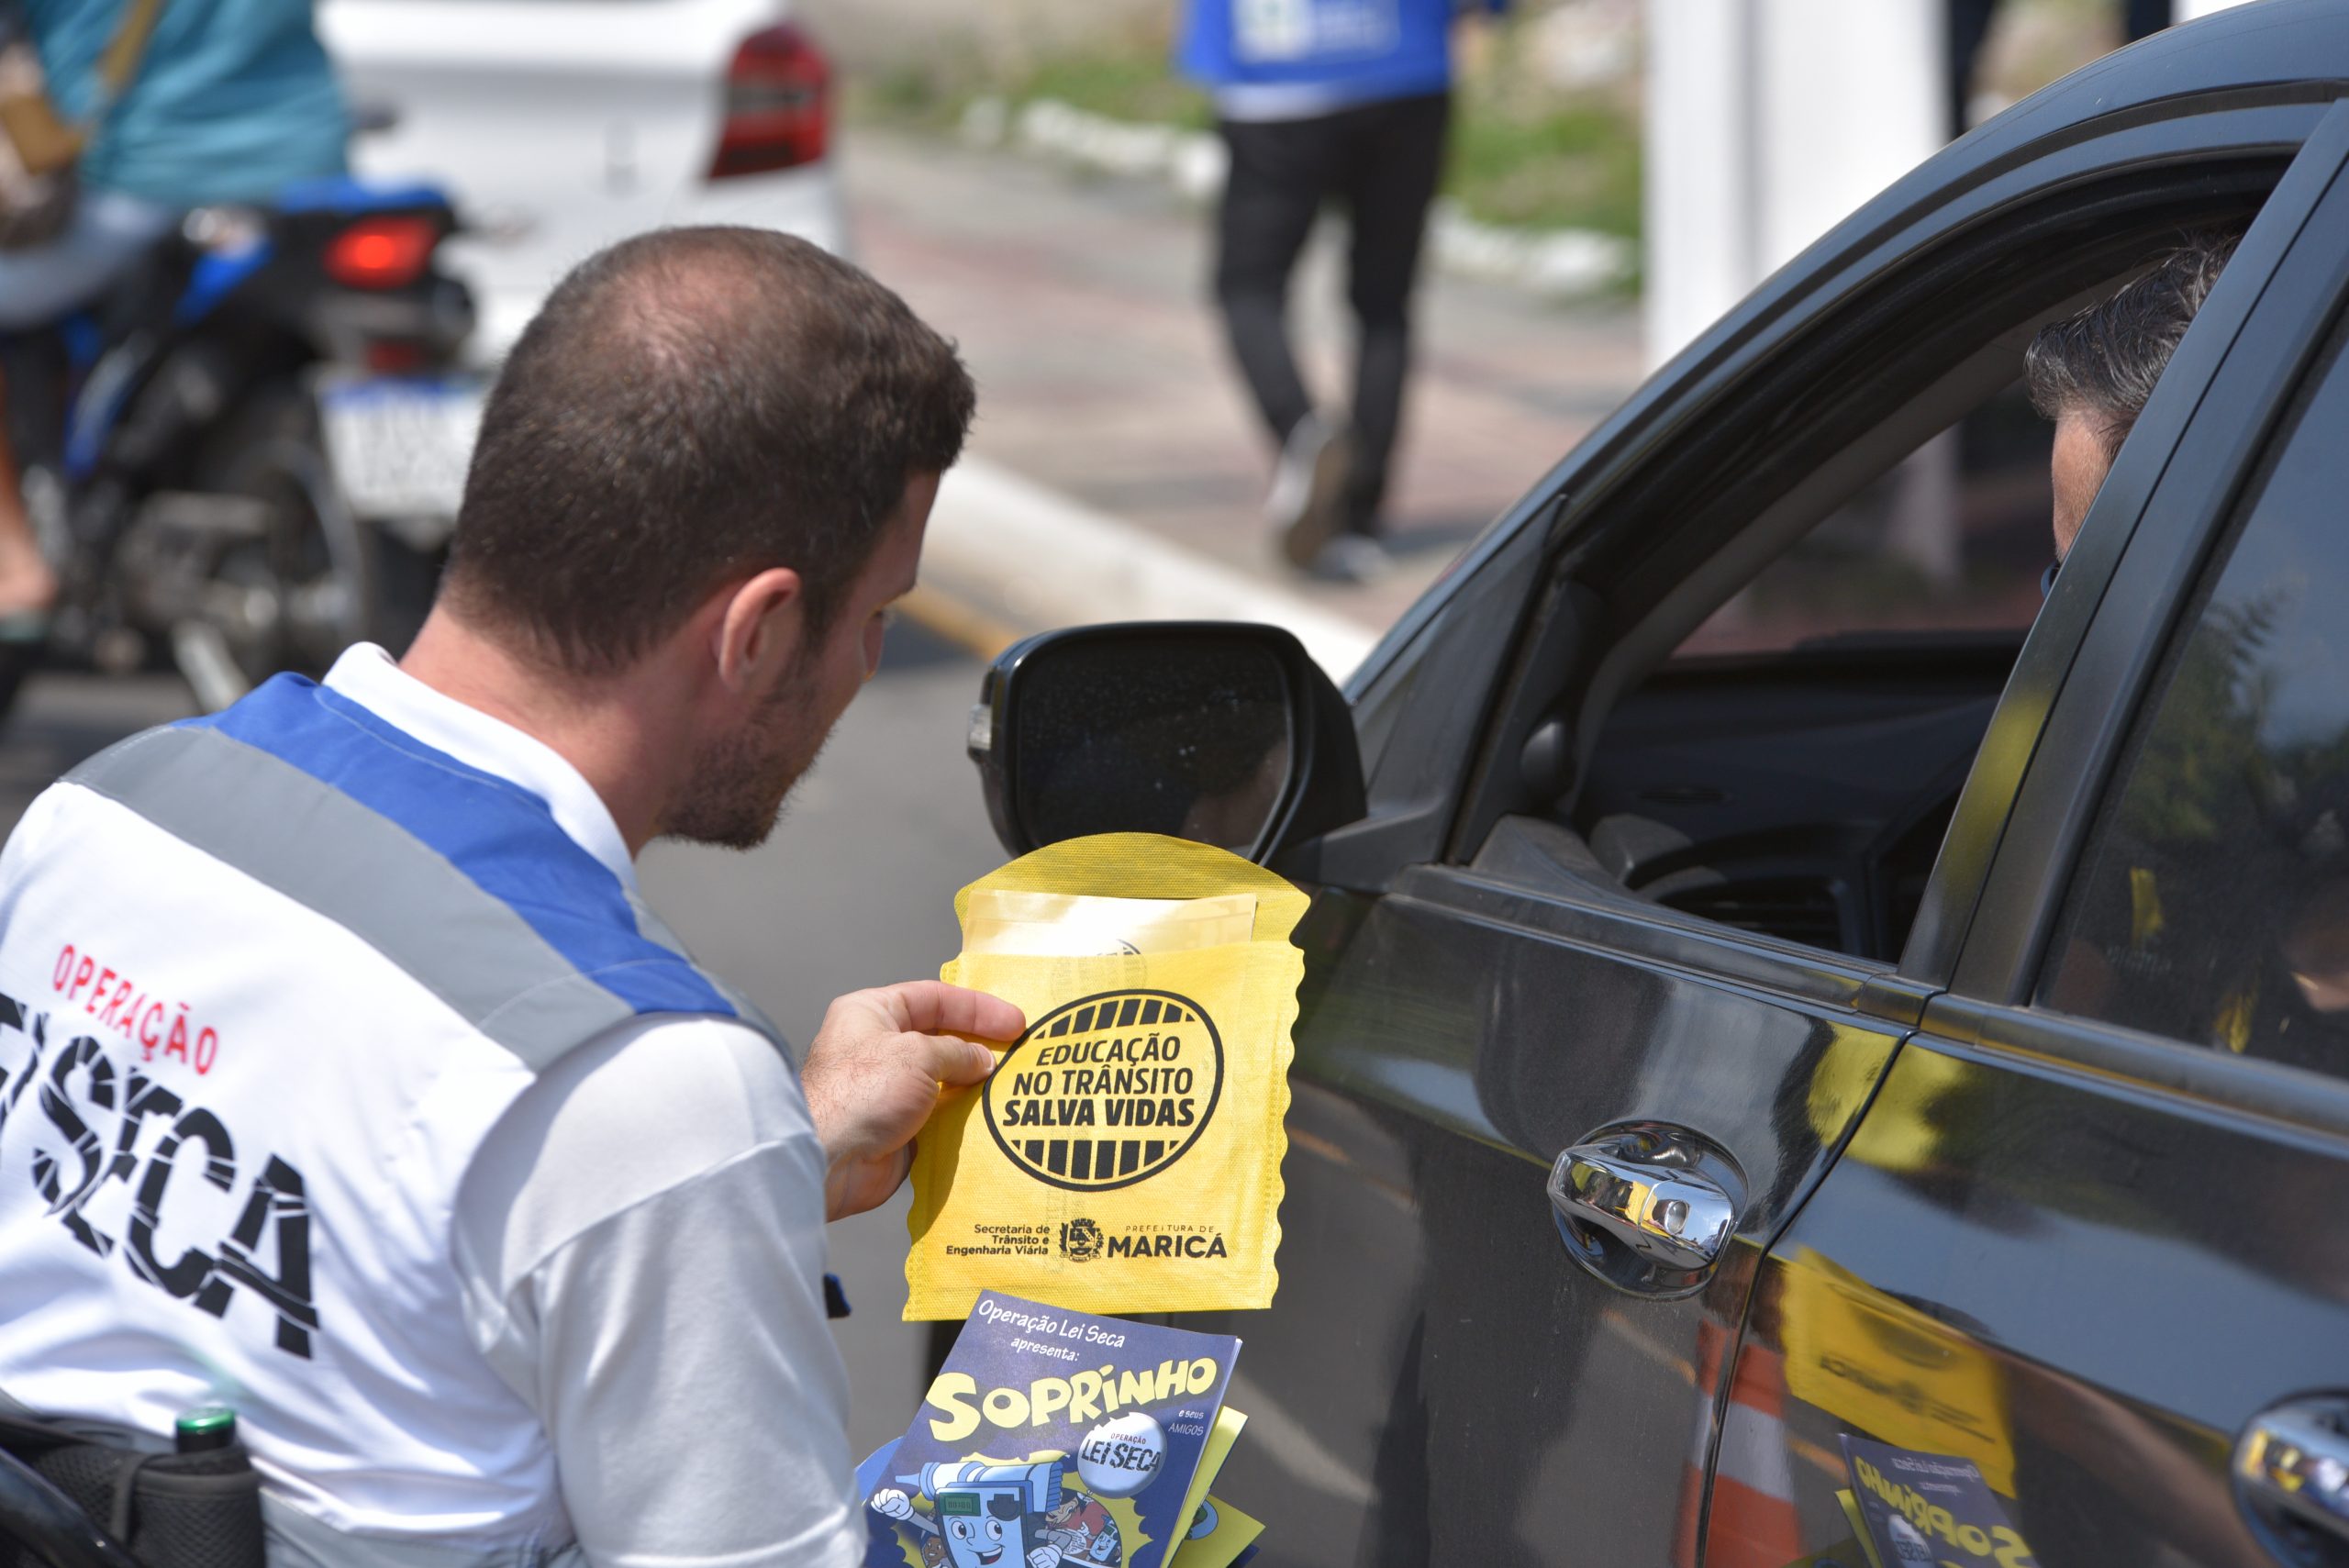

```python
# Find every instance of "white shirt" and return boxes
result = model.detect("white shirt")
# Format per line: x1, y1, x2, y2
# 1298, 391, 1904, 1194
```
332, 648, 861, 1568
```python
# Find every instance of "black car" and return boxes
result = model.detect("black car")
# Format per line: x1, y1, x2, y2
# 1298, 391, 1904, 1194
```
966, 5, 2349, 1564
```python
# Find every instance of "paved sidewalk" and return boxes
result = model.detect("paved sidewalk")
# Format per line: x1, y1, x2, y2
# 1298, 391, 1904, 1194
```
840, 128, 1645, 636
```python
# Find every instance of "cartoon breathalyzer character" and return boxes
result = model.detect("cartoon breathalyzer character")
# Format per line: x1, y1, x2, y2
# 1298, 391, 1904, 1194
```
869, 1459, 1074, 1568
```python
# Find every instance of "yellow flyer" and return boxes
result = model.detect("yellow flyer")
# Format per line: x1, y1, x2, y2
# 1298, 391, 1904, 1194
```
907, 833, 1308, 1319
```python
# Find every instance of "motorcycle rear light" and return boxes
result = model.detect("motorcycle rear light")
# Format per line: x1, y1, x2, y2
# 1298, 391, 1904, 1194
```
364, 339, 427, 374
708, 22, 829, 179
325, 217, 440, 289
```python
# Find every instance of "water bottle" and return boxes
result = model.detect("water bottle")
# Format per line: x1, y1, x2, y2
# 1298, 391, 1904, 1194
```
173, 1407, 236, 1454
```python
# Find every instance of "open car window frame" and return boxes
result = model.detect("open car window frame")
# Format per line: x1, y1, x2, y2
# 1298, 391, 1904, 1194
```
1421, 108, 2349, 987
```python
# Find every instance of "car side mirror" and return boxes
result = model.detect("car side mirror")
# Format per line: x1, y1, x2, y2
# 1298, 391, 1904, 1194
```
967, 622, 1366, 867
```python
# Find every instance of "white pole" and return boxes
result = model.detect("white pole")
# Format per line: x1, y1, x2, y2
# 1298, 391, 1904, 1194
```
1643, 0, 1943, 369
1749, 0, 1943, 275
1642, 0, 1753, 373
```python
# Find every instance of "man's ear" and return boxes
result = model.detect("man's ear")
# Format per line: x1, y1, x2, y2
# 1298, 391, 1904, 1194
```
711, 567, 806, 694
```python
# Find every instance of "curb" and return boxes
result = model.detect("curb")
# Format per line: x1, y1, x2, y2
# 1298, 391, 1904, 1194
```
912, 457, 1380, 683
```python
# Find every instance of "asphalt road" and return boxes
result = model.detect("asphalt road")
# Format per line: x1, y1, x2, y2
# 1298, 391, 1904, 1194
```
0, 618, 1000, 1466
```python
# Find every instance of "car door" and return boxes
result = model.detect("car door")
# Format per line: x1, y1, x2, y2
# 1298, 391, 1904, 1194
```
1721, 103, 2349, 1568
319, 0, 843, 352
1167, 62, 2343, 1568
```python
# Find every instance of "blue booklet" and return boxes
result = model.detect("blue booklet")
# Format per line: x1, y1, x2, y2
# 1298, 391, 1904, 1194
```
860, 1292, 1241, 1568
1840, 1435, 2033, 1568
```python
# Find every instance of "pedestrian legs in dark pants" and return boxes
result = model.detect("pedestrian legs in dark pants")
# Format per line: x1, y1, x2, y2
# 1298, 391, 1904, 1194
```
1213, 92, 1450, 573
1945, 0, 2000, 138
2122, 0, 2171, 41
1949, 0, 2171, 138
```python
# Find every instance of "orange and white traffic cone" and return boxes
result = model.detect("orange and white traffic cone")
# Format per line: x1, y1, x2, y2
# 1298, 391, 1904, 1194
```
1675, 1320, 1802, 1568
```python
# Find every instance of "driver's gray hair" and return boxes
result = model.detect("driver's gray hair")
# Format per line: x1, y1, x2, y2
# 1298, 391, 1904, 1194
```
2025, 230, 2241, 462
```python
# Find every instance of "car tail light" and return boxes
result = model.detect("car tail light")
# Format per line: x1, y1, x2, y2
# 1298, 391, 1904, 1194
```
708, 22, 829, 179
324, 216, 440, 289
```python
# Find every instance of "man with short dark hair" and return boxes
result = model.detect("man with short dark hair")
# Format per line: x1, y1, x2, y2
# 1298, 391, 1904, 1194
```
2025, 230, 2239, 566
0, 227, 1016, 1568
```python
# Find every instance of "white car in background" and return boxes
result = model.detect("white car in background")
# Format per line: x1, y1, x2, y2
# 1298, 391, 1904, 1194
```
319, 0, 847, 357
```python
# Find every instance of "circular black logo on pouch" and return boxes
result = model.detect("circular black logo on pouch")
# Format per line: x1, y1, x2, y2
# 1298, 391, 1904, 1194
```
983, 988, 1224, 1191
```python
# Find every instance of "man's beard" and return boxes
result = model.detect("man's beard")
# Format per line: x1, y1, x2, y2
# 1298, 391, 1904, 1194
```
663, 665, 829, 851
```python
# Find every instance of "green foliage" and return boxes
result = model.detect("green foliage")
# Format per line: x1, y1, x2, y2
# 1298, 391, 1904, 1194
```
1447, 95, 1641, 238
849, 56, 988, 132
842, 27, 1645, 251
1016, 54, 1215, 131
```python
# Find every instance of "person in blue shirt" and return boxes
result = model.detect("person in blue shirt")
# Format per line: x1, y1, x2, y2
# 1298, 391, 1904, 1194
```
0, 0, 348, 621
1179, 0, 1506, 581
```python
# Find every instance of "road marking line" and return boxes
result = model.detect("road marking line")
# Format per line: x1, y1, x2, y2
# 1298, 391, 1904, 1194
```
896, 583, 1022, 662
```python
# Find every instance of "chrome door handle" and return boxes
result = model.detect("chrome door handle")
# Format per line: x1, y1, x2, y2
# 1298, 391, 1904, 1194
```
1548, 1125, 1738, 1273
2238, 1399, 2349, 1549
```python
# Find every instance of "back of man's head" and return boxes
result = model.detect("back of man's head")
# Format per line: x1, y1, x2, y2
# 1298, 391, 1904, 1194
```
2025, 229, 2241, 463
442, 228, 974, 676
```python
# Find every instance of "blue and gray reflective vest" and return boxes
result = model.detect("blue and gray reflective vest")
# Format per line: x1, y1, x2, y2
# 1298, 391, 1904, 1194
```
0, 673, 772, 1540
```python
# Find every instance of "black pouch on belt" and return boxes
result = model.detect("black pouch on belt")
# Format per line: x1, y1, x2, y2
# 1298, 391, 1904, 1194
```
0, 1412, 265, 1568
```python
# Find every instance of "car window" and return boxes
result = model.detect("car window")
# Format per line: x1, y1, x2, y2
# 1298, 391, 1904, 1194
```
1675, 385, 2051, 658
1448, 159, 2283, 969
1571, 378, 2046, 962
1514, 221, 2274, 965
2042, 315, 2349, 1073
1555, 361, 2092, 962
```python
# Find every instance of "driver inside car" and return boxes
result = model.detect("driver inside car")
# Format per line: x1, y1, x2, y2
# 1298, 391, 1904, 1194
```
2018, 228, 2332, 1054
2025, 229, 2240, 582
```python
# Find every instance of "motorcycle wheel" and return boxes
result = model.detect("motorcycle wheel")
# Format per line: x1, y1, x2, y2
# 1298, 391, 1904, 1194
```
182, 386, 439, 710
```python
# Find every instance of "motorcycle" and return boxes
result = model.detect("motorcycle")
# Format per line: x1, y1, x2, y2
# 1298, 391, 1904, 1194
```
0, 172, 478, 720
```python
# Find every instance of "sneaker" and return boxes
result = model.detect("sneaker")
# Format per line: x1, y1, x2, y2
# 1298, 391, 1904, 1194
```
1266, 415, 1353, 571
1303, 533, 1395, 585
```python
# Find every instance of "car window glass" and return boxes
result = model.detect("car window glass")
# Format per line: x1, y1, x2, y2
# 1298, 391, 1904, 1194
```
1675, 385, 2050, 657
2043, 318, 2349, 1073
1564, 378, 2057, 962
1464, 191, 2277, 966
1543, 212, 2274, 965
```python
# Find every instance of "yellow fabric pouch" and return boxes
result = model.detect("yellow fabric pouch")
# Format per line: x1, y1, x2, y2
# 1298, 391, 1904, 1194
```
907, 832, 1308, 1319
